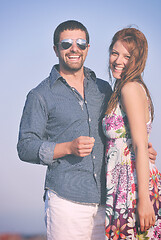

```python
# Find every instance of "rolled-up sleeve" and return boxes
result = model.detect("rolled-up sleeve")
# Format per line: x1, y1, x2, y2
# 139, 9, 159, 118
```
39, 141, 56, 165
17, 90, 56, 165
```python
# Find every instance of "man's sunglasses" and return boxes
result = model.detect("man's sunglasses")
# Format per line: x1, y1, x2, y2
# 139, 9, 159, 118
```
58, 38, 88, 50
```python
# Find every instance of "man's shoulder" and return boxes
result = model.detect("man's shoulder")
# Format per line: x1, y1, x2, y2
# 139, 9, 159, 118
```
96, 77, 111, 87
84, 67, 112, 93
29, 77, 50, 97
96, 77, 112, 95
29, 65, 59, 96
24, 77, 52, 110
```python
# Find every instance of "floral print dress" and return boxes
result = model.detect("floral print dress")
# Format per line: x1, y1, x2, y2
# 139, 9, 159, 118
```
102, 101, 161, 239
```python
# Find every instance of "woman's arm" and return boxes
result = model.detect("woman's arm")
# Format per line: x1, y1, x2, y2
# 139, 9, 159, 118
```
121, 82, 155, 232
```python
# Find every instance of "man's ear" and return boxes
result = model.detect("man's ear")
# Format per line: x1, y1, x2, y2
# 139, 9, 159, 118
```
54, 45, 59, 57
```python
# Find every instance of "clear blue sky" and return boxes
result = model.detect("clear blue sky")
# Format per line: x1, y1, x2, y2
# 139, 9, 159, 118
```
1, 0, 161, 235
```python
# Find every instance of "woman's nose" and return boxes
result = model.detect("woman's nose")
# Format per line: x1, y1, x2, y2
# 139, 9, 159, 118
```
115, 55, 122, 64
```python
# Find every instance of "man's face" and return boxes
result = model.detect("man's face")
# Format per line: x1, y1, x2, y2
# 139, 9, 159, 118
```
54, 29, 90, 73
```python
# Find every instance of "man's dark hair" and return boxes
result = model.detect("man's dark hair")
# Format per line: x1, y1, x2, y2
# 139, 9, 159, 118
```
54, 20, 90, 46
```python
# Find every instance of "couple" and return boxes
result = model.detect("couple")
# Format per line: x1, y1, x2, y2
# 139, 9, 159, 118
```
17, 20, 161, 239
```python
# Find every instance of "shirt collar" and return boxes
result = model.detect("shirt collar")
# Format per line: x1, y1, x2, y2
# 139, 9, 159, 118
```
49, 64, 97, 88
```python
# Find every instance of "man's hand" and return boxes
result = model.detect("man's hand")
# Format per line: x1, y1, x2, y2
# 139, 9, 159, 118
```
148, 142, 157, 164
53, 136, 95, 159
69, 136, 95, 157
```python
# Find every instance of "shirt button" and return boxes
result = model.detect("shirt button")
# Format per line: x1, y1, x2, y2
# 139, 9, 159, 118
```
89, 118, 91, 122
93, 155, 96, 159
94, 173, 97, 178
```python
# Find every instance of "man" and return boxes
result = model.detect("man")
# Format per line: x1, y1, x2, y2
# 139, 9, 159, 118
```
17, 20, 156, 240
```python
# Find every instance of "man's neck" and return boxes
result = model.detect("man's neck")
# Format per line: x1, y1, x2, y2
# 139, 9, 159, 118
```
59, 68, 85, 98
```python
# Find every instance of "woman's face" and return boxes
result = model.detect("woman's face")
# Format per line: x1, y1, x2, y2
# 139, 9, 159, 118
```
110, 40, 131, 80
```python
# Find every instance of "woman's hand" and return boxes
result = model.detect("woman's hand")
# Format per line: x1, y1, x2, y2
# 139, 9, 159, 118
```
137, 197, 155, 232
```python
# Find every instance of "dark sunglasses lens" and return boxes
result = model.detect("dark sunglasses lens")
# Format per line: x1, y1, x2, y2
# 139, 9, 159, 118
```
60, 39, 87, 50
77, 39, 87, 50
77, 43, 86, 50
61, 41, 72, 49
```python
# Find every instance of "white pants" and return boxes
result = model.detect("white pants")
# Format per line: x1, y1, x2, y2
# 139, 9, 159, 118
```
44, 190, 105, 240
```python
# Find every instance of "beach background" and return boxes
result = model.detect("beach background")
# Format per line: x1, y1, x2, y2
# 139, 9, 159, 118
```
1, 0, 161, 237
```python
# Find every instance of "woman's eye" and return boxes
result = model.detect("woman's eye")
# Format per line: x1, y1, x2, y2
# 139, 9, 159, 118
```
125, 55, 130, 60
111, 51, 118, 56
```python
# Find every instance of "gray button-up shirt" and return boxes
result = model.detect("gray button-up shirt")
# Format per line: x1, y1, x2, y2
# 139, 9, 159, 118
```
17, 65, 112, 204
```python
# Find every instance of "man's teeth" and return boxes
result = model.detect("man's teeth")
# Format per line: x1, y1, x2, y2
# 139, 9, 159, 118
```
68, 56, 79, 59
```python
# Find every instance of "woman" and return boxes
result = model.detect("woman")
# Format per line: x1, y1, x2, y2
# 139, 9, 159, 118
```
102, 27, 161, 239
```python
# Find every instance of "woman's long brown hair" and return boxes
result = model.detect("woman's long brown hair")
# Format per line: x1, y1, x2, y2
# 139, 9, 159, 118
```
106, 27, 154, 121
